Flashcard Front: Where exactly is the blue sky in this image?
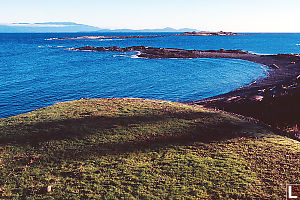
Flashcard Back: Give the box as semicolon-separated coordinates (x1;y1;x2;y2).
0;0;299;32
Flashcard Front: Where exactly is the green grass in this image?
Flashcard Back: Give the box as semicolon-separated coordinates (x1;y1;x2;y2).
0;98;299;199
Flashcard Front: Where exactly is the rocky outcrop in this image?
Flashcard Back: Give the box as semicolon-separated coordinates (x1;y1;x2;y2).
71;46;254;59
70;46;299;67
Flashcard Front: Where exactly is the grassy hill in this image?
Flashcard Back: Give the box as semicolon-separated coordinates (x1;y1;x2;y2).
0;98;299;199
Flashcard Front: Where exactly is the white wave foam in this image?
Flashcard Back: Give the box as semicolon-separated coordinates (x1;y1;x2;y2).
64;48;76;51
44;38;58;41
100;39;125;41
296;44;300;46
130;51;142;59
130;55;139;58
38;45;52;48
38;45;64;48
113;55;127;57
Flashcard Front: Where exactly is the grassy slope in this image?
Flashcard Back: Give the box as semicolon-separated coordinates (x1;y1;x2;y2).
0;98;299;199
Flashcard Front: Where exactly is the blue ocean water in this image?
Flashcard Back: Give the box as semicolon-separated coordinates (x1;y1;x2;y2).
0;33;299;118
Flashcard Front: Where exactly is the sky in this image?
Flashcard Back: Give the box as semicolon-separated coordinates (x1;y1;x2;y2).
0;0;299;32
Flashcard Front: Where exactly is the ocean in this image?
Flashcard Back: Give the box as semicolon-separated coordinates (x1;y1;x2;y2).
0;32;299;118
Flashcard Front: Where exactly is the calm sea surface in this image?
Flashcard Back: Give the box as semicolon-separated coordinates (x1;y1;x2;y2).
0;33;299;118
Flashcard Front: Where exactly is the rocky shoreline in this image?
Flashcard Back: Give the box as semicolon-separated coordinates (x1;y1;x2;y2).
70;45;300;139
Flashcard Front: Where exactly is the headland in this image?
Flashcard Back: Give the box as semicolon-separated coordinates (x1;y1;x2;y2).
1;98;299;199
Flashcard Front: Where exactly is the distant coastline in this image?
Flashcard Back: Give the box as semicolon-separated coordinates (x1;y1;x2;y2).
56;31;241;40
0;22;200;33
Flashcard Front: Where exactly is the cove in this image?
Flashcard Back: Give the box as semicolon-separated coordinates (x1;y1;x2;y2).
0;50;268;118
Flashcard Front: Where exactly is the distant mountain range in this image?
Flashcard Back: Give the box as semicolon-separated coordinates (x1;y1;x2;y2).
98;27;200;33
0;22;199;33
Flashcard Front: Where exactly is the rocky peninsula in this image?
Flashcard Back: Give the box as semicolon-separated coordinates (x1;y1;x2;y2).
70;45;300;139
56;31;240;40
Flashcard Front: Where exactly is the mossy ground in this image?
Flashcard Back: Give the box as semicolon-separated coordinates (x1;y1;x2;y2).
0;98;299;199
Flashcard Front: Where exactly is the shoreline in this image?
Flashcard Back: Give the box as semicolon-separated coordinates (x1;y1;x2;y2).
71;45;300;88
71;45;300;139
70;46;300;89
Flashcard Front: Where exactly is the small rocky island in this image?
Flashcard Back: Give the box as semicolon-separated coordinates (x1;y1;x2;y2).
180;31;241;36
69;45;300;139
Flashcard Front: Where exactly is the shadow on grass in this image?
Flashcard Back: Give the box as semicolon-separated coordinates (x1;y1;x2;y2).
52;120;254;161
1;110;261;160
0;114;164;144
